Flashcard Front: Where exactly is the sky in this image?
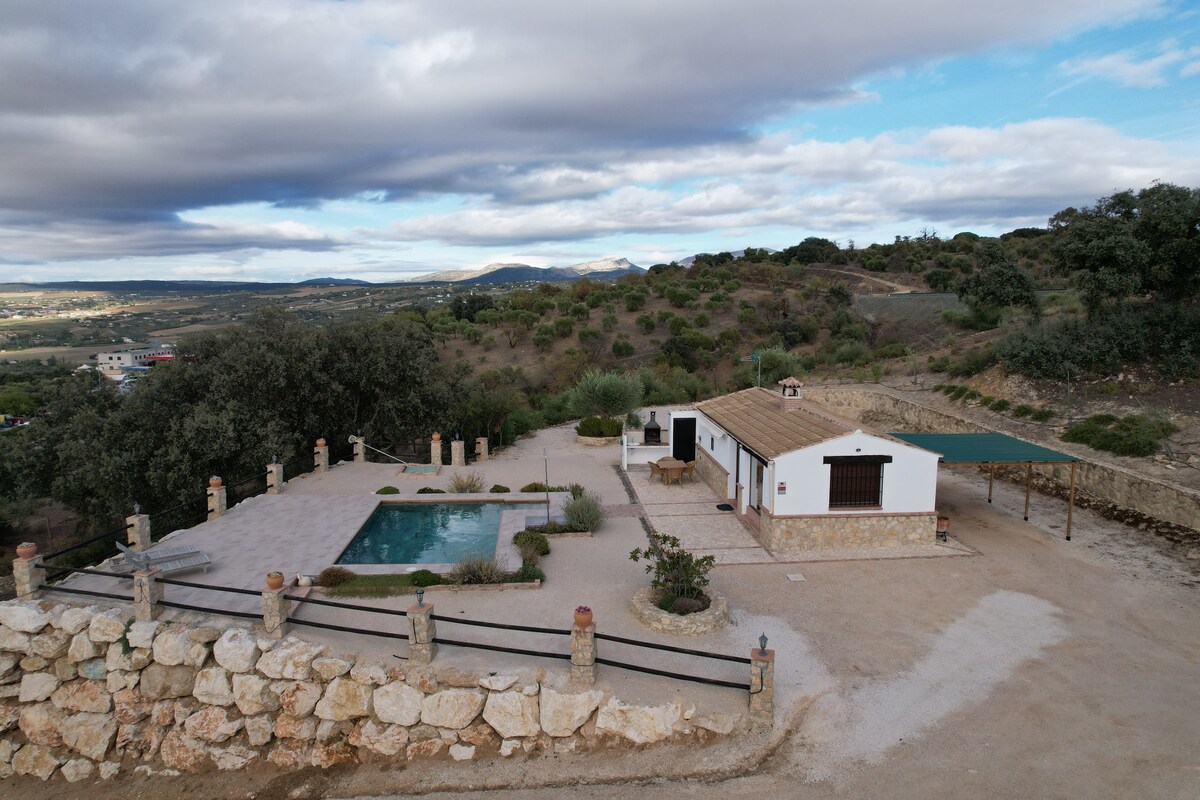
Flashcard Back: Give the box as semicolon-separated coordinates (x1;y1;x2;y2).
1;0;1198;284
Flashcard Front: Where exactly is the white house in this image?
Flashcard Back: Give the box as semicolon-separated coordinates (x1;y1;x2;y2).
94;343;174;381
676;379;941;551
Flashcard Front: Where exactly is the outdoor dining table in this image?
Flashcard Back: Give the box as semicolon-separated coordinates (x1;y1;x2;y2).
656;457;687;486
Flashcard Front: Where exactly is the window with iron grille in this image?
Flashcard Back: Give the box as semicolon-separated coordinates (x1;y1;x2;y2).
824;455;891;508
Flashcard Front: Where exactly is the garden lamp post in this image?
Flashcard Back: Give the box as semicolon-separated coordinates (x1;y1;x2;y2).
544;448;551;524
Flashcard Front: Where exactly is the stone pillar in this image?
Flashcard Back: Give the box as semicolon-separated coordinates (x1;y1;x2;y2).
450;440;466;468
127;513;152;552
132;568;163;622
749;647;775;727
266;461;284;495
570;621;596;686
207;478;227;521
314;438;329;474
353;436;365;463
407;602;437;665
13;549;44;599
430;434;443;467
261;586;289;639
475;437;489;462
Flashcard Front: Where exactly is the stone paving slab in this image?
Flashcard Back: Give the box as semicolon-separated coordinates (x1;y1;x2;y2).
649;515;764;550
642;501;737;517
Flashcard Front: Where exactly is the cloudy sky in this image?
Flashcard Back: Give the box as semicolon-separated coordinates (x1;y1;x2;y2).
2;0;1199;283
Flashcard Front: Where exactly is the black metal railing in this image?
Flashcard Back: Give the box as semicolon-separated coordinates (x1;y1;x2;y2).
39;521;133;563
283;592;411;644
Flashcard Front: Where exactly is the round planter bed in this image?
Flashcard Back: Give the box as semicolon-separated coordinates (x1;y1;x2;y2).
629;587;730;636
576;435;621;447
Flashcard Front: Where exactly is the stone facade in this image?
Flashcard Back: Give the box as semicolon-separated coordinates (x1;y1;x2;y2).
694;449;729;500
0;599;747;782
759;511;936;551
629;588;730;636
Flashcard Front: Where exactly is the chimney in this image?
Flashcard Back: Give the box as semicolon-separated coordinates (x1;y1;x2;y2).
777;377;804;412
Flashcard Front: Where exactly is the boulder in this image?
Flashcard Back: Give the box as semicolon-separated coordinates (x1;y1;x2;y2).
539;686;605;737
11;743;61;780
159;731;212;772
19;703;66;746
421;688;486;729
274;713;319;740
183;706;243;743
311;656;352;682
212;744;258;771
19;654;48;671
274;680;321;717
232;673;279;716
58;606;97;635
106;669;139;693
87;610;127;643
183;642;211;669
483;690;540;739
314;676;372;721
105;643;151;672
213;628;260;673
255;637;325;680
0;627;31;654
349;661;387;686
244;714;274;746
61;711;118;760
349;718;409;756
139;663;197;700
595;698;681;744
126;620;160;649
373;681;424;726
51;679;112;713
30;629;70;659
52;657;78;681
189;626;222;644
113;687;152;725
61;757;95;783
193;666;234;706
151;627;192;666
0;603;51;633
78;657;106;680
66;632;98;663
19;671;60;703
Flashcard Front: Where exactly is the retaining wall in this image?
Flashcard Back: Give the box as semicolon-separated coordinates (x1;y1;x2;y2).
759;511;936;551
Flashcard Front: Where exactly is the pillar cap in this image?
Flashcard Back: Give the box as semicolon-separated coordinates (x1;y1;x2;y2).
751;647;775;663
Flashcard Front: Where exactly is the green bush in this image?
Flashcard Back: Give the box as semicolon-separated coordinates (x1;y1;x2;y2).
317;566;355;588
570;370;643;419
489;484;510;493
521;481;547;492
523;521;571;534
1061;414;1178;457
375;486;400;495
575;416;623;437
948;347;997;377
567;482;585;499
416;487;446;494
448;471;486;493
1011;404;1034;418
447;556;509;585
408;569;442;587
563;491;606;532
514;530;551;558
511;563;545;583
630;531;715;603
1031;408;1054;422
873;342;909;359
624;410;643;429
989;399;1011;412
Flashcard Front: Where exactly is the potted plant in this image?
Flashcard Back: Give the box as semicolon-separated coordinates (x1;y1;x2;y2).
266;570;285;590
936;516;950;540
208;475;223;488
574;605;593;628
315;438;327;448
16;542;37;560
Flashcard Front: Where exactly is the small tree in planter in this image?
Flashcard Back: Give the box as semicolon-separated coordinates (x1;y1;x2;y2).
629;531;716;615
570;370;643;433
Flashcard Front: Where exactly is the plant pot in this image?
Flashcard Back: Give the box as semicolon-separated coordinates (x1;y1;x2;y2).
431;432;442;442
315;438;327;448
573;610;593;628
936;517;950;533
266;572;285;591
16;542;37;560
208;476;223;488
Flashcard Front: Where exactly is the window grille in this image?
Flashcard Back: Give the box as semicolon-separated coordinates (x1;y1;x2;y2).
824;455;891;508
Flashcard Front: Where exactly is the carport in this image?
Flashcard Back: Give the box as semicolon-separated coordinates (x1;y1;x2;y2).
889;432;1080;540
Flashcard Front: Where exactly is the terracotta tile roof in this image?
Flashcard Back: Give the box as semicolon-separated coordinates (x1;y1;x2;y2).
695;387;864;458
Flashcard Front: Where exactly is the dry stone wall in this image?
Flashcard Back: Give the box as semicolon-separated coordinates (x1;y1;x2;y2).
0;600;744;783
760;511;936;551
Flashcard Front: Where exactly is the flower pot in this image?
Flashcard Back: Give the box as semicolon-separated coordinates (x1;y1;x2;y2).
936;517;950;532
573;610;593;628
16;542;37;560
266;572;285;591
315;438;327;448
208;476;223;488
431;432;442;442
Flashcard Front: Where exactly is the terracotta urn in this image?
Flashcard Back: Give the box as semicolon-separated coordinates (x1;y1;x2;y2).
573;606;593;628
431;432;442;442
266;571;285;591
936;516;950;533
208;475;223;488
16;542;37;560
315;438;327;448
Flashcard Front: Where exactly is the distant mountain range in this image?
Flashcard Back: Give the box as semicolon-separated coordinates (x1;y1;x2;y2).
407;256;644;284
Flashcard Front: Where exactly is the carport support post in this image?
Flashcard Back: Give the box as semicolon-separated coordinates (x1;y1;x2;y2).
261;585;289;639
207;477;227;521
266;461;284;495
407;602;437;665
749;647;775;727
132;568;162;622
127;511;152;551
1066;461;1077;541
1023;464;1032;521
570;619;596;686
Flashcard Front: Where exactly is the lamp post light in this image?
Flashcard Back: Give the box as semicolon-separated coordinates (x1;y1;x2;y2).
415;587;425;609
758;632;769;657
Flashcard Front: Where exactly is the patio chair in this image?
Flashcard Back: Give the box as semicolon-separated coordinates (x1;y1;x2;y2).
682;461;697;482
647;461;665;481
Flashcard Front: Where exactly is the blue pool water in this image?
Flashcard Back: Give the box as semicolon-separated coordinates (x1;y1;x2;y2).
337;502;543;565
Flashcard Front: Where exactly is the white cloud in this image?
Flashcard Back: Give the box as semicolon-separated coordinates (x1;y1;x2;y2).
1060;43;1192;87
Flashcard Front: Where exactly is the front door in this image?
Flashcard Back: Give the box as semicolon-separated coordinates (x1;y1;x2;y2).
753;459;765;510
672;418;696;462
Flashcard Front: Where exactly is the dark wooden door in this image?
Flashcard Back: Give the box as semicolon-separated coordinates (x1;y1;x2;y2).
672;418;696;462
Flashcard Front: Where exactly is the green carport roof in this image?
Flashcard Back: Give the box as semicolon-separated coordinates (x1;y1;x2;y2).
888;432;1079;463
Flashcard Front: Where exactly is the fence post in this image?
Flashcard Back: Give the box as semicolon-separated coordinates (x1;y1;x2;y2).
12;544;44;599
407;597;437;665
353;436;365;463
266;460;284;495
450;440;465;468
314;438;329;474
430;433;443;466
261;583;289;639
570;615;596;686
127;511;152;551
475;436;489;462
749;642;775;727
207;477;227;521
132;568;163;621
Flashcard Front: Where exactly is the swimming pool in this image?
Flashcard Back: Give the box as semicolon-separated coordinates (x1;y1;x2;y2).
336;502;544;565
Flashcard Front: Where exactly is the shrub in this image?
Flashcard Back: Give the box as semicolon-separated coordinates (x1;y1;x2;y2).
567;482;586;499
521;481;547;492
524;521;571;534
656;595;712;615
873;342;909;360
1031;408;1054;422
563;491;605;532
948;346;997;377
630;531;715;603
511;563;545;583
408;569;442;587
317;566;355;588
575;416;623;437
416;487;446;494
375;486;400;495
612;338;635;357
625;410;643;429
1011;404;1035;418
989;399;1011;412
448;471;486;493
489;484;511;493
1061;414;1178;457
570;370;643;419
447;556;509;585
514;530;551;559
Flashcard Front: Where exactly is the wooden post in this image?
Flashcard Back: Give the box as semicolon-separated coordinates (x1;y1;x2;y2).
987;465;994;503
1066;461;1077;541
1023;463;1032;521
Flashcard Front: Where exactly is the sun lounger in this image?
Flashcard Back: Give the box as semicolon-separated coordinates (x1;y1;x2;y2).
110;543;211;575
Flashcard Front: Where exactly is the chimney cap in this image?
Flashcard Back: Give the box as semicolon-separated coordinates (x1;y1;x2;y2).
777;376;804;388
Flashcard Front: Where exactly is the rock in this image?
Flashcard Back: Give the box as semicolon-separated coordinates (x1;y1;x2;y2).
116;720;164;757
106;670;139;693
58;606;97;635
19;654;48;671
212;744;258;770
0;603;51;633
98;760;121;780
213;629;260;673
595;698;681;744
0;705;19;734
113;687;152;725
19;703;66;746
539;686;604;737
483;690;540;739
0;626;32;654
52;657;78;681
691;711;742;735
183;642;211;669
459;722;499;747
173;697;200;725
11;743;61;780
88;610;127;643
244;714;274;746
126;620;160;649
51;679;112;713
314;677;372;721
406;669;438;694
61;711;118;760
274;680;321;717
267;739;310;769
522;683;539;696
499;738;521;757
106;643;151;672
159;731;212;772
19;671;59;703
349;718;409;756
274;713;319;740
30;629;70;659
233;673;279;716
553;737;576;753
192;667;234;706
350;660;387;686
405;738;445;760
421;688;486;729
139;663;196;700
152;627;192;666
190;626;222;644
479;673;519;692
311;741;357;768
183;706;243;743
449;743;476;761
78;657;106;680
311;656;352;682
373;681;424;726
0;652;17;678
61;757;95;783
438;728;459;744
255;637;325;680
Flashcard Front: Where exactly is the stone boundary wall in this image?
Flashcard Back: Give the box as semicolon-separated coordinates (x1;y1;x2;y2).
695;449;730;500
760;511;936;551
0;600;744;784
803;387;1200;532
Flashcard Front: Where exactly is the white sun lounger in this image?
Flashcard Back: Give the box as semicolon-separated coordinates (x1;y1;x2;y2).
110;544;211;575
